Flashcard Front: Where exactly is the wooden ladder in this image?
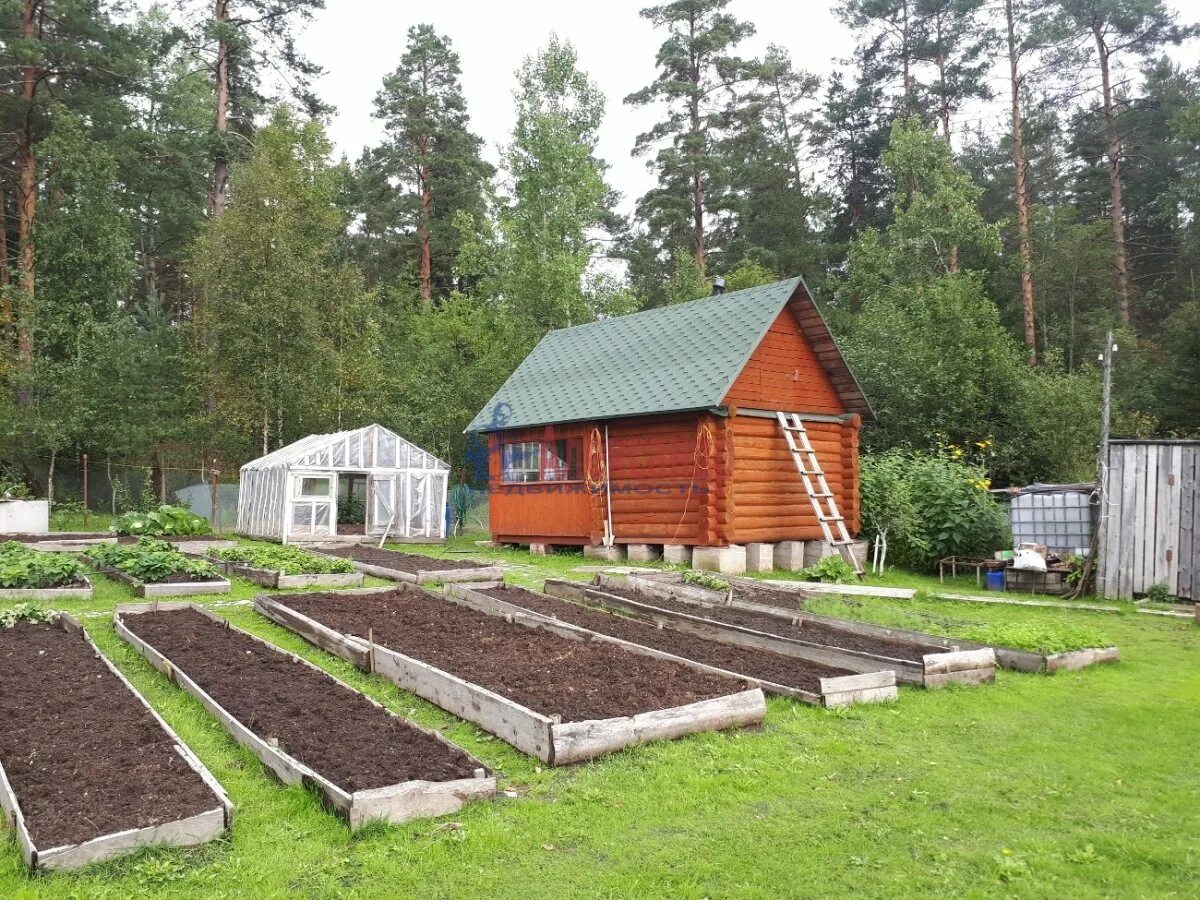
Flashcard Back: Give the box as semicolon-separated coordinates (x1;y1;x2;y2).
775;411;864;576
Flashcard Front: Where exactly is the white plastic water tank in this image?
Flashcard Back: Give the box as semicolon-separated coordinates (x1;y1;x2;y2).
0;499;50;533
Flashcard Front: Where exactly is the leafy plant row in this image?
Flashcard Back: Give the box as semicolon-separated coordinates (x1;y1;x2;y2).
213;543;356;575
0;542;85;589
88;537;220;584
110;504;212;537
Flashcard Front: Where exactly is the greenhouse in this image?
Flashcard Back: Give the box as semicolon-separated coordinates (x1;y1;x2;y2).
236;424;449;543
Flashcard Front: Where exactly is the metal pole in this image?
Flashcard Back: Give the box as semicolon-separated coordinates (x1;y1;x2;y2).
209;457;220;531
1094;331;1115;594
82;452;89;527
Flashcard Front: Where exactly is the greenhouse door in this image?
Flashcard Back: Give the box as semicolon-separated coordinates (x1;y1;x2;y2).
367;474;397;536
288;473;334;540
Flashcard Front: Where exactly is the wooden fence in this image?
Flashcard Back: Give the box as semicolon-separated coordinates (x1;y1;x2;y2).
1098;440;1200;601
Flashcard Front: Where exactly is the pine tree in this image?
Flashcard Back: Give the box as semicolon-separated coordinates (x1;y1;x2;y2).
0;0;138;365
189;0;325;216
626;0;756;276
838;0;925;113
361;25;492;301
1053;0;1196;325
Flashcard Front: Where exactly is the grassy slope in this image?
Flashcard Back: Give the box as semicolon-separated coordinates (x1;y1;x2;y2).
0;538;1196;898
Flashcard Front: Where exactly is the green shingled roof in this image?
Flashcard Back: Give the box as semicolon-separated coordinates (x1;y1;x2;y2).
466;276;872;432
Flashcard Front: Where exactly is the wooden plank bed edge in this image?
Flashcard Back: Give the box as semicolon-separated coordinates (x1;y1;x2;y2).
1044;646;1121;672
82;556;230;597
261;586;766;763
444;583;800;704
549;689;767;765
0;575;94;601
554;578;922;684
622;574;1116;677
255;594;558;763
817;670;898;708
417;565;505;583
0;615;231;872
115;603;493;827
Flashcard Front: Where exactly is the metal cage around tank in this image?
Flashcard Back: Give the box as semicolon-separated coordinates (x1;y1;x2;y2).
236;424;449;543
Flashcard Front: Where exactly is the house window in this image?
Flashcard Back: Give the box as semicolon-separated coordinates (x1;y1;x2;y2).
503;442;541;483
543;438;582;481
297;476;331;498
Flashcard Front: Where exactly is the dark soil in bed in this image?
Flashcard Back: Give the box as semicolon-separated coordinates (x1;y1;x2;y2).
280;588;739;722
2;532;112;541
474;585;853;695
123;609;478;791
320;545;488;573
0;622;219;849
618;590;935;663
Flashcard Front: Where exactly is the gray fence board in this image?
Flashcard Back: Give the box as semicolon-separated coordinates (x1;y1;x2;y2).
1103;442;1199;600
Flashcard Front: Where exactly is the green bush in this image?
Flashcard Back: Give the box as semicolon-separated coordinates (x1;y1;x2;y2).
861;449;1009;572
110;504;212;537
797;555;858;584
88;537;219;583
214;544;356;575
0;541;85;588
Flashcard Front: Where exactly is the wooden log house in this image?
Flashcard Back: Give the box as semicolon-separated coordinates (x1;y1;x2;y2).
465;277;875;556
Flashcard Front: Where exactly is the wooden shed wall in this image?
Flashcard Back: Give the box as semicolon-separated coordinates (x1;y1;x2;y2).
722;308;844;413
487;423;596;545
606;412;724;546
1100;441;1199;600
726;414;860;544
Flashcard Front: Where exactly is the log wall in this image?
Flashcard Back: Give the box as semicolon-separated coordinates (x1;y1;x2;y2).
727;414;861;543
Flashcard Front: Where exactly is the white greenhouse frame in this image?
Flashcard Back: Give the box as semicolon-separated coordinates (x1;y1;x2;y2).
236;424;450;543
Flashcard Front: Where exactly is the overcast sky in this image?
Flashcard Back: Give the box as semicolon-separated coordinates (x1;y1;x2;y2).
297;0;857;214
295;0;1195;216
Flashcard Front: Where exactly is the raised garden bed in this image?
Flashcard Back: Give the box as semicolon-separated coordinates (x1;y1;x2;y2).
310;544;502;584
0;541;94;601
0;615;231;872
115;603;494;828
468;582;895;707
84;539;231;598
1;533;235;554
647;574;1117;675
209;544;364;590
603;575;996;689
254;585;765;764
3;531;118;553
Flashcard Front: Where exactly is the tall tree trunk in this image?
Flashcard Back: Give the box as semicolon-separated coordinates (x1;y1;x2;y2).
0;185;9;288
0;184;10;345
772;77;803;188
15;0;41;365
1093;24;1133;325
417;134;432;304
688;12;705;277
1006;0;1037;363
209;0;231;216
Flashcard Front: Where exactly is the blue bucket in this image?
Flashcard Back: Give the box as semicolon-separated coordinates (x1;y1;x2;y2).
984;569;1005;592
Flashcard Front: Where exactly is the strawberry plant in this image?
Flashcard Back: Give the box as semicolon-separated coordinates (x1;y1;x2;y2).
213;544;356;575
87;537;220;584
0;541;86;589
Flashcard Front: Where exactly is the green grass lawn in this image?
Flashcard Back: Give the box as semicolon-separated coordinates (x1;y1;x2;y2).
1;537;1197;898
